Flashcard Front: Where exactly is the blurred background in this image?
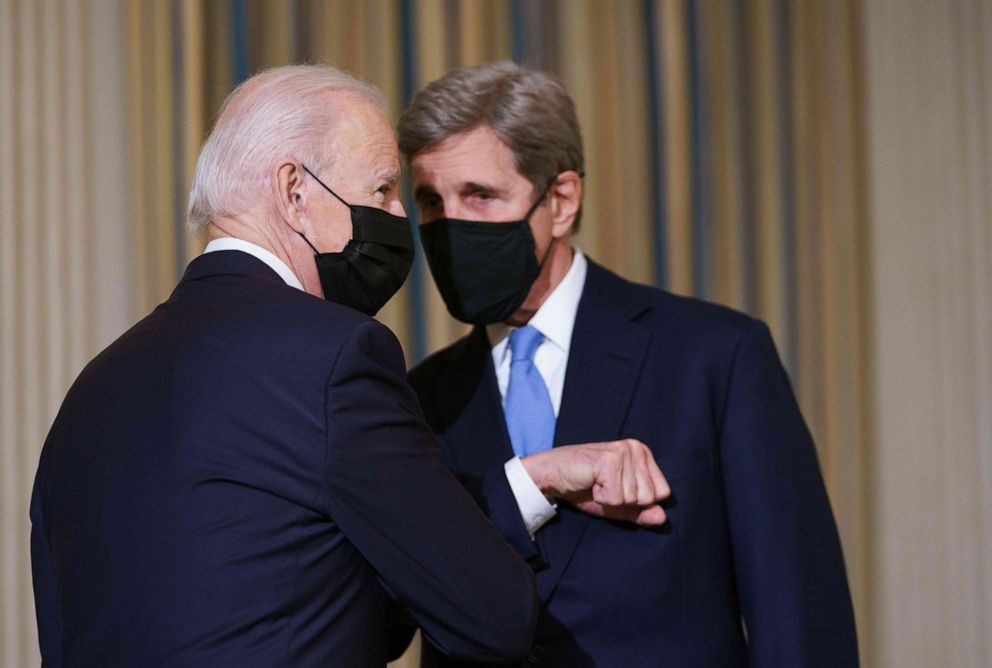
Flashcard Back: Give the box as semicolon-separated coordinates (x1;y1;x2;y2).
1;0;989;666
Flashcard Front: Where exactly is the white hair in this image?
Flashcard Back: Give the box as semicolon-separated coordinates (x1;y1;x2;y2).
186;64;387;232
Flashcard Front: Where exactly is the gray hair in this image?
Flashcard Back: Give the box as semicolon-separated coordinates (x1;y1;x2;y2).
397;61;584;227
187;64;386;232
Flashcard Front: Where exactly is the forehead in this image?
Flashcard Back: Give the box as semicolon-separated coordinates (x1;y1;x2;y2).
410;125;522;188
325;94;398;170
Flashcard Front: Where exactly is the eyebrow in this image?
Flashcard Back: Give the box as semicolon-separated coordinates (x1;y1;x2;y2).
413;181;501;202
461;181;499;194
413;184;439;202
374;169;400;188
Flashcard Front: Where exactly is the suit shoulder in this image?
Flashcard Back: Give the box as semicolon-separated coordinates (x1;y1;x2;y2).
276;294;413;379
587;262;765;354
652;290;760;335
645;292;779;374
156;276;402;376
261;285;371;334
589;261;759;335
232;284;404;359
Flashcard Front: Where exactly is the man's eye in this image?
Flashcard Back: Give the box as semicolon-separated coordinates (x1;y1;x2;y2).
370;184;393;205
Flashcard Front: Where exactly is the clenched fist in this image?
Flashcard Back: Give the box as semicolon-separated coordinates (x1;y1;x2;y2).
521;439;670;526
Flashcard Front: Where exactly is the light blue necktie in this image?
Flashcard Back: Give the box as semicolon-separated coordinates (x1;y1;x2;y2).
504;325;556;457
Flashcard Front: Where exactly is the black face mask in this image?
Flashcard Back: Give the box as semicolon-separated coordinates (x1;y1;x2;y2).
418;188;550;325
299;165;414;316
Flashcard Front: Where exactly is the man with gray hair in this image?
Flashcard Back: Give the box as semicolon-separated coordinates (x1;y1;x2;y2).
399;61;858;666
29;64;541;666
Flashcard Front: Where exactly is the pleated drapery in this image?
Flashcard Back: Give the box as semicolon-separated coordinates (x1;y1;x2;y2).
121;9;872;662
1;2;133;665
2;2;990;667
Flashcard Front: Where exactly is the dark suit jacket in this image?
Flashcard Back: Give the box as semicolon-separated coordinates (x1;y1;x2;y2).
30;250;538;667
409;259;858;667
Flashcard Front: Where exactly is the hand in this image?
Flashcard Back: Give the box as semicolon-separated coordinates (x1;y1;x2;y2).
520;439;670;526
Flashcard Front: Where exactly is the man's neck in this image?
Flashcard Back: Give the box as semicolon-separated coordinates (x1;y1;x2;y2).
506;238;574;327
206;216;321;297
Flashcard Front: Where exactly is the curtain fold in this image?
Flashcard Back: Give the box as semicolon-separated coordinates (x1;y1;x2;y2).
2;1;134;665
19;1;990;665
115;5;873;666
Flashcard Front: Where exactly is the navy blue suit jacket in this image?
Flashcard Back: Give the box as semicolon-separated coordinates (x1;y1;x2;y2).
409;259;858;667
30;250;538;667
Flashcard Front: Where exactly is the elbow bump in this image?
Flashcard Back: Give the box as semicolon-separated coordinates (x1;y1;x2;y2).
438;612;534;664
484;622;535;663
493;571;540;660
439;575;538;663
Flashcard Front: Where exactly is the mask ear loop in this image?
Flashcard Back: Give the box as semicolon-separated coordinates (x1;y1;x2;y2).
524;176;564;270
523;178;555;221
523;169;585;220
297;231;320;254
301;164;352;209
297;163;354;254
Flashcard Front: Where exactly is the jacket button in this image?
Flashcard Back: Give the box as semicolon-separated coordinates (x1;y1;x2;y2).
526;645;545;664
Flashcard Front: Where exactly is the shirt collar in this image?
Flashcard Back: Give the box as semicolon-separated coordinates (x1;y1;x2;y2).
487;249;588;357
203;237;304;291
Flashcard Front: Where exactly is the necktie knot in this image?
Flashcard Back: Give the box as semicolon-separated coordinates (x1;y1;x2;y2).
509;325;544;364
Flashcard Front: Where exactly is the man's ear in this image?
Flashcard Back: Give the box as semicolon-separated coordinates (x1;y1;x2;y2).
550;170;582;239
274;159;307;233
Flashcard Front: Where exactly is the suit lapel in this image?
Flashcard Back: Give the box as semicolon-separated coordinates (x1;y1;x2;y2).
426;261;658;603
556;267;653;446
535;260;655;601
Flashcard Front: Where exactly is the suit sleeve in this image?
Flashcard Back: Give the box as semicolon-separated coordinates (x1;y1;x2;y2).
409;375;544;566
322;320;539;663
474;464;545;564
30;443;63;667
718;321;859;666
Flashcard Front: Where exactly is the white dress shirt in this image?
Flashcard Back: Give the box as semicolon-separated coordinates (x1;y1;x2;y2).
487;250;588;536
203;237;304;291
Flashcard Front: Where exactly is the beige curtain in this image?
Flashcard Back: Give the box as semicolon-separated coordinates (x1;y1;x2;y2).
1;1;134;665
2;1;990;666
864;0;992;665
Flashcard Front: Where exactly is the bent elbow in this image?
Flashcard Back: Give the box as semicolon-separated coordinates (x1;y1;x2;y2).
483;564;540;661
434;563;539;663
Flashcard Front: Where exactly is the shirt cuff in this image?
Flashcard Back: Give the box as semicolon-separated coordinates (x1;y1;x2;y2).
503;456;557;538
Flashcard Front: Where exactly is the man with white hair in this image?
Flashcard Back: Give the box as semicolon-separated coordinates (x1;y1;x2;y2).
29;65;539;666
